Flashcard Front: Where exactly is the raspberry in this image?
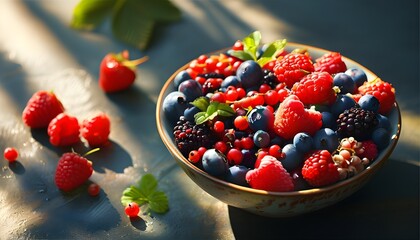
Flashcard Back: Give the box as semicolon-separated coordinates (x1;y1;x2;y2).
22;91;65;128
81;113;111;147
55;152;93;192
291;72;336;105
273;95;322;140
358;78;396;115
47;113;80;147
273;53;314;88
358;140;378;161
336;106;378;140
245;155;294;192
302;150;340;187
313;52;347;74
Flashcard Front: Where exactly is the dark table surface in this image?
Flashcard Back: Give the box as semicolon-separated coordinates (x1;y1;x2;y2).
0;0;418;239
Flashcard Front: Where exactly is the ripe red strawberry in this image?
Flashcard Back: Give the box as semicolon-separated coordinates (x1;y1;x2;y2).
245;155;294;192
99;50;148;93
48;113;80;146
358;78;395;114
302;150;340;187
55;152;93;192
291;71;336;105
81;113;111;147
358;140;378;161
313;52;347;74
273;95;322;140
22;91;65;128
273;53;314;88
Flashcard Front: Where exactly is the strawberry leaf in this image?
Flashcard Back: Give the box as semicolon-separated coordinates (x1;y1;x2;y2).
260;39;287;59
71;0;116;30
229;51;254;61
121;173;169;214
191;97;210;112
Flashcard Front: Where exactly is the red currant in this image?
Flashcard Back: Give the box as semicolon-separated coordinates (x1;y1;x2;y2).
227;148;243;165
4;147;18;162
197;147;207;157
259;84;271;94
241;137;254;150
232;40;244;51
264;90;280;106
188;150;201;163
225;89;238;101
213;121;225;133
211;92;226;103
125;202;140;217
214;141;228;154
88;183;100;197
269;144;283;159
234;116;249;130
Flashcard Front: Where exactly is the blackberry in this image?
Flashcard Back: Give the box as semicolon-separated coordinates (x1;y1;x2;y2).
262;69;279;88
198;72;225;79
336;106;378;140
173;116;216;157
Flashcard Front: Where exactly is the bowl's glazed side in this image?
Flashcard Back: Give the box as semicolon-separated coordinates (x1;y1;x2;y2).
156;43;402;217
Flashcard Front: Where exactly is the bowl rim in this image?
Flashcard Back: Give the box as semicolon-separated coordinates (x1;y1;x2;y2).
156;42;402;197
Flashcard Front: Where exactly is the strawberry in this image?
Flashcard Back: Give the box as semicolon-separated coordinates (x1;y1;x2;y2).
48;113;80;147
55;152;93;192
273;95;322;140
358;140;378;161
22;91;65;128
358;78;395;115
99;50;148;93
291;71;336;105
273;53;314;88
302;150;340;187
81;113;111;147
313;52;347;74
245;155;294;192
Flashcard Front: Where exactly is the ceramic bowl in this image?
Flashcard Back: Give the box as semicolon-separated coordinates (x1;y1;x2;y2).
156;43;401;217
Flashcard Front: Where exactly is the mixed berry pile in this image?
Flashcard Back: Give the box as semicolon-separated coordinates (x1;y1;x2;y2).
163;32;396;192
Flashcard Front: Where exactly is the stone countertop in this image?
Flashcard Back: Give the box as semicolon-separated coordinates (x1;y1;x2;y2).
0;0;418;239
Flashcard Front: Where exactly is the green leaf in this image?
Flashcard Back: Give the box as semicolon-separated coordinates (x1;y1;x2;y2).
229;50;254;61
206;111;219;121
257;57;274;67
260;39;287;59
121;173;169;214
191;97;210;112
217;103;235;115
206;102;219;116
243;31;261;59
71;0;116;30
112;0;155;50
148;191;169;213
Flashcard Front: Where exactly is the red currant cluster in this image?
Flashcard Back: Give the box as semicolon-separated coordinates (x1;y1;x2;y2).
186;54;243;79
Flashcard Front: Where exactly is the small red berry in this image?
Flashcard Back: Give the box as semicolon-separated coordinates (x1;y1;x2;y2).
125;202;140;217
232;40;244;51
268;144;283;159
211;92;226;103
214;141;228;154
188;150;201;163
227;148;243;165
4;147;18;162
88;183;100;197
240;137;254;150
234;116;249;130
197;147;207;157
213;121;225;133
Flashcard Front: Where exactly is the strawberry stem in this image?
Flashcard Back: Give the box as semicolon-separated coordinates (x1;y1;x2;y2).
122;56;149;68
84;148;100;157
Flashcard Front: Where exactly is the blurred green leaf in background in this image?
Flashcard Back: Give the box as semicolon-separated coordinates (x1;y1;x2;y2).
71;0;181;50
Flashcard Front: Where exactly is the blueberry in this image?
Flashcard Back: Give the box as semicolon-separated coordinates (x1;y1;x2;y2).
241;149;257;168
162;91;188;125
321;112;337;129
184;105;201;122
293;132;314;153
221;76;241;91
236;60;264;89
281;144;303;172
247;106;274;132
358;94;380;113
174;70;192;89
345;68;367;87
333;73;356;94
313;128;339;153
253;130;271;148
178;79;203;102
202;149;229;176
376;114;391;130
330;94;356;117
372;128;390;150
225;165;250;187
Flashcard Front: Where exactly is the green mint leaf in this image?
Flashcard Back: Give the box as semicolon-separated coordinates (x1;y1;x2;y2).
206;102;219;116
242;31;262;60
228;50;254;61
71;0;116;30
191;97;210;112
121;173;169;214
194;112;207;125
206;111;219;121
257;57;274;68
148;191;169;213
260;39;287;59
217;103;235;116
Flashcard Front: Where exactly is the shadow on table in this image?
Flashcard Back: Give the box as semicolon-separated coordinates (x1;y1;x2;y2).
228;159;419;240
